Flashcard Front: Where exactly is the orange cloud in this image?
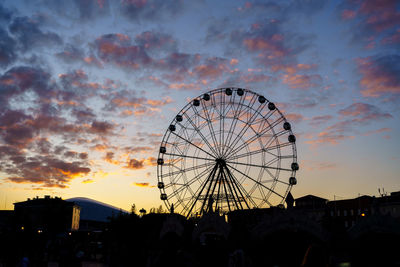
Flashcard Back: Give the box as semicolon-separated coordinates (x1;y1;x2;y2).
132;182;156;188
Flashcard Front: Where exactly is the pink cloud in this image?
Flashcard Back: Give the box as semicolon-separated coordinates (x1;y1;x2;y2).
281;73;322;90
356;56;400;97
285;113;304;123
309;115;333;126
359;0;400;32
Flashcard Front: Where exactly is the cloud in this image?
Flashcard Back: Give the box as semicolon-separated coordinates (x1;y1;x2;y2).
90;120;115;135
38;0;110;22
94;33;152;69
305;131;354;146
9;16;63;51
285;113;304;123
127;158;145;169
309;115;333;126
0;66;53;107
0;27;17;68
282;73;322;90
132;182;155;188
4;156;91;188
121;0;184;21
356;55;400;98
305;102;392;146
134;31;177;52
191;57;231;80
0;3;13;22
363;127;391;137
301;159;337;171
229;19;314;73
55;44;85;64
338;0;400;48
126;156;157;169
338;102;392;122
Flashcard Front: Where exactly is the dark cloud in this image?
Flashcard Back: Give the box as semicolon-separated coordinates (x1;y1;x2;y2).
121;0;184;21
0;66;53;109
134;31;177;52
64;150;78;158
0;3;13;21
71;107;96;122
9;16;63;51
55;44;85;64
0;27;17;68
79;152;88;159
127;158;144;169
5;156;90;188
90;120;115;135
40;0;110;22
34;138;52;154
94;33;152;69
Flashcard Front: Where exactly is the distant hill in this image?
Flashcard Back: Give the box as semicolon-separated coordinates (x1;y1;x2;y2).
66;197;128;222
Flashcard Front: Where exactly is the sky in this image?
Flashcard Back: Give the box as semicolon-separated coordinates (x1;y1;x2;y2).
0;0;399;212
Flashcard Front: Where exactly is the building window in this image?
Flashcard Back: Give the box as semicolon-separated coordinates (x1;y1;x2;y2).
358;209;361;215
350;209;354;216
344;221;348;228
330;210;334;217
344;210;347;216
337;210;340;216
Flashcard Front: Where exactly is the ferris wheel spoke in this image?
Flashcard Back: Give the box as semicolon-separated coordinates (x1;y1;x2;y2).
224;98;266;158
224;165;258;208
262;179;289;186
170;131;215;158
226;163;285;200
160;161;215;178
163;152;215;162
184;163;219;217
227;160;291;172
183;111;219;157
263;167;279;181
223;93;258;156
221;166;243;210
167;163;216;202
201;100;222;157
221;93;246;156
226;115;285;159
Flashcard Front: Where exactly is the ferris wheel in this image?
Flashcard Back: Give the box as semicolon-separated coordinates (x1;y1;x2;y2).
157;88;298;218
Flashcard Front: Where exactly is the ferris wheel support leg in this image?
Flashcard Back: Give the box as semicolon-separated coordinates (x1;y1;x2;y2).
224;166;249;209
199;164;221;215
221;167;242;210
186;163;218;218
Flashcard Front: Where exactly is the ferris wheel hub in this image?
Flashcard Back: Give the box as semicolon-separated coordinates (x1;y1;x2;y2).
215;158;226;167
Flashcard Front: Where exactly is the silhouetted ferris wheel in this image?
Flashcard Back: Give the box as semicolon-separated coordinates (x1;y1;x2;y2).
157;88;298;218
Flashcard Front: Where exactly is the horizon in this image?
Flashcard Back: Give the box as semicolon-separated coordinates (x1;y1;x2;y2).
0;0;399;213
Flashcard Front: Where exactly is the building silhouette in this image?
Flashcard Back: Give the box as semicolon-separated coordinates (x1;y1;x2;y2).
13;195;80;233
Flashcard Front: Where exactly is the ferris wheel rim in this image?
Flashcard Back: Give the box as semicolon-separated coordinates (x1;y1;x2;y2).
156;87;298;217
